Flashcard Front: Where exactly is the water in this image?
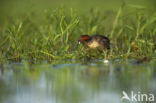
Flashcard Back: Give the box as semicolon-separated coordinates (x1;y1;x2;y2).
0;60;156;103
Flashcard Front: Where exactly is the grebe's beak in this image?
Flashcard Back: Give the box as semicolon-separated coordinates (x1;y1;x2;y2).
76;40;81;46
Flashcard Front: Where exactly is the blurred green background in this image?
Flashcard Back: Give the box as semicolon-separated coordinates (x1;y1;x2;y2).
0;0;155;18
0;0;156;30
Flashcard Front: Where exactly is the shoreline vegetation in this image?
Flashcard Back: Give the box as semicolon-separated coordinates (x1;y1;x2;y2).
0;4;156;64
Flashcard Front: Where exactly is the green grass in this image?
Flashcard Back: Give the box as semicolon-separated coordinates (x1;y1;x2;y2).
0;3;156;63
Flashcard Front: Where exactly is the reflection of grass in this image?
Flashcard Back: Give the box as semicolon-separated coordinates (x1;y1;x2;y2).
0;3;156;63
1;62;155;103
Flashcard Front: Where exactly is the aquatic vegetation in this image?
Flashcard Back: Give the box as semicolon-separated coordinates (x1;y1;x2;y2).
0;3;156;64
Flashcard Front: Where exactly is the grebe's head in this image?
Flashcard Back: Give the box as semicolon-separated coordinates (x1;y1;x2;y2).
78;35;90;45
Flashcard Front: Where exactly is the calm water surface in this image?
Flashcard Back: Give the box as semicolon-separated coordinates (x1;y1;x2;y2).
0;60;156;103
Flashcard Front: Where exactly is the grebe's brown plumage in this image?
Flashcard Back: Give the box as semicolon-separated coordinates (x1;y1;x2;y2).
78;34;110;51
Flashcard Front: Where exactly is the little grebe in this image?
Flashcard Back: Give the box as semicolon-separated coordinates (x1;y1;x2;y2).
78;34;110;51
